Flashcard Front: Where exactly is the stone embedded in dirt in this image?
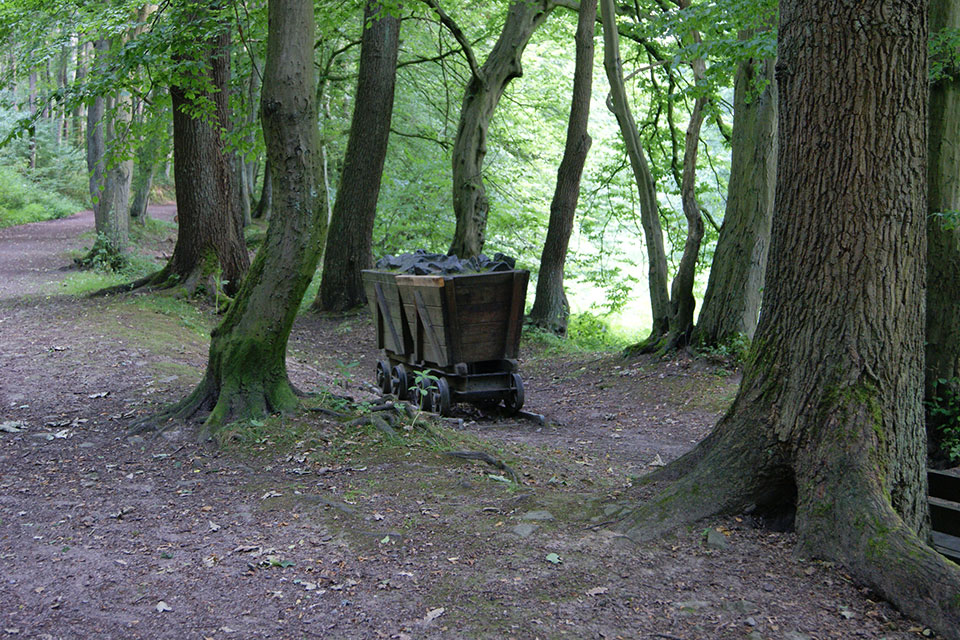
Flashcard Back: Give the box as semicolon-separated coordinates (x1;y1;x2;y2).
0;421;26;433
720;600;760;615
510;523;539;538
673;600;711;614
521;510;555;521
705;528;729;550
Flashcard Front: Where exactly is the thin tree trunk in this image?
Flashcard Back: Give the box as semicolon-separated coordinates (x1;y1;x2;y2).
693;35;777;349
619;2;960;636
662;5;706;352
315;0;400;312
73;41;88;147
129;96;161;224
444;0;555;258
55;44;69;147
252;157;272;220
27;71;37;169
927;0;960;403
83;38;131;264
598;0;670;340
138;0;327;436
529;0;596;335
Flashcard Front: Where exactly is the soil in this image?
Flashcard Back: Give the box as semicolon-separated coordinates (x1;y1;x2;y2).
0;208;931;639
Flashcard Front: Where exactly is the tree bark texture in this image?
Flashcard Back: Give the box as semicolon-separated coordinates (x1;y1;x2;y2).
447;0;554;259
315;0;400;312
529;0;596;335
927;0;960;398
694;42;777;349
598;0;670;339
146;0;327;436
621;2;960;636
84;38;132;262
155;7;248;296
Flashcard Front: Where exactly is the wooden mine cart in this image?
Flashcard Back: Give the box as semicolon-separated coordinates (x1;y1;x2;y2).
361;269;529;416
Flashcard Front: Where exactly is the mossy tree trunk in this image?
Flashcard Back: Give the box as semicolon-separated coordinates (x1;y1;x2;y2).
141;0;326;438
693;32;776;350
927;0;960;404
621;2;960;636
598;0;670;340
529;0;596;335
439;0;555;259
315;0;400;312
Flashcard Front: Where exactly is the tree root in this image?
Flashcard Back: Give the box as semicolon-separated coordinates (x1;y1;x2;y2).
89;269;164;298
443;450;520;483
128;380;213;435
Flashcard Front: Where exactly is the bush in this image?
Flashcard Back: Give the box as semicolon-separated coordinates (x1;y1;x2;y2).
0;102;87;227
0;164;80;227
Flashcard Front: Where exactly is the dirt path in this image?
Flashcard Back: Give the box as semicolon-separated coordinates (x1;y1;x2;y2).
0;210;923;639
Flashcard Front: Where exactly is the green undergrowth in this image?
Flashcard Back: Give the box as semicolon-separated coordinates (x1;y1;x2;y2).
523;311;636;355
0;164;82;228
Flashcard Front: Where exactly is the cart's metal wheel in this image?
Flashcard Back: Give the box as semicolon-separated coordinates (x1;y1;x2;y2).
376;360;392;395
417;375;435;412
434;377;452;417
504;373;524;414
391;364;409;401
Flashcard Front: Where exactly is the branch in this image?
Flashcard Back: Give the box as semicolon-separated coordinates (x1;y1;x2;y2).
389;127;451;149
419;0;484;82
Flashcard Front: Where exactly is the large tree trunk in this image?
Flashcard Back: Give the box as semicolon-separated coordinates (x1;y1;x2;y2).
447;0;554;259
119;5;249;296
314;0;400;312
529;0;596;335
137;0;326;437
927;0;960;405
693;36;777;349
620;1;960;636
598;0;670;340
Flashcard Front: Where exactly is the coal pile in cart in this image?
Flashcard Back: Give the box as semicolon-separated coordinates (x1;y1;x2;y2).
362;251;528;416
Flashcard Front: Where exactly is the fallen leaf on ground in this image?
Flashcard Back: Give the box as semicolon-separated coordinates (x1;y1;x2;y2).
155;601;172;613
0;421;26;433
545;553;562;564
586;587;608;596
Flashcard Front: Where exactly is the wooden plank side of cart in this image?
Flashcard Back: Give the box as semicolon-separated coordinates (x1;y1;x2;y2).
448;271;526;362
395;275;451;366
361;270;412;356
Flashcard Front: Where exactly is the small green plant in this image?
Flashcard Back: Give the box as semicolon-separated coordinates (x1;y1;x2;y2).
697;333;751;364
927;378;960;463
410;369;439;409
334;359;359;388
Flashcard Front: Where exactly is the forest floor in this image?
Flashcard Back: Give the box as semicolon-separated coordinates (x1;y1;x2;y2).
0;208;934;640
